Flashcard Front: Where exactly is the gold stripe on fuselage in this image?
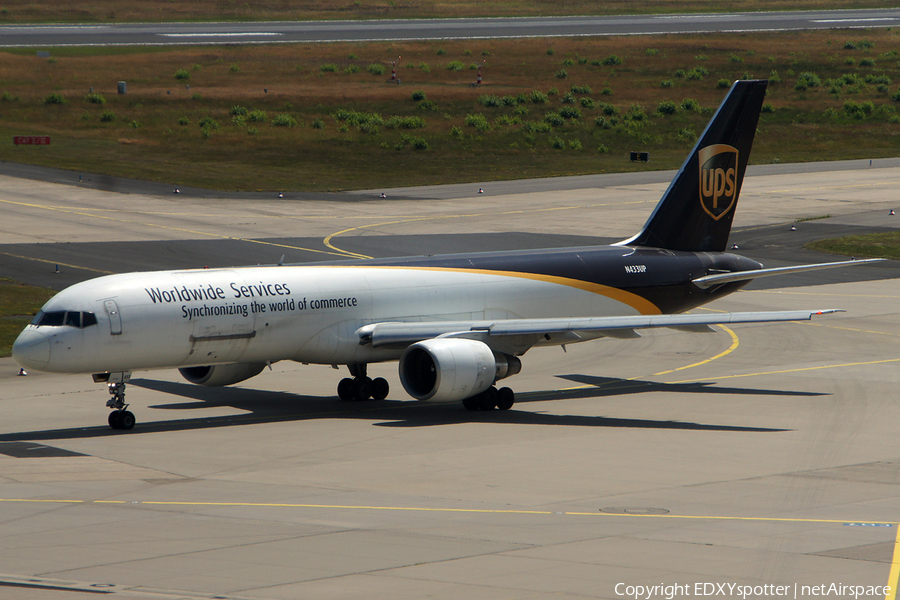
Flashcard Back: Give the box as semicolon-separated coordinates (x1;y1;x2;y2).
300;264;662;316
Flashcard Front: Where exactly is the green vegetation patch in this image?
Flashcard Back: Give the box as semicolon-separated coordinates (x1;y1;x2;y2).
0;278;56;358
806;231;900;260
4;29;900;191
0;1;895;23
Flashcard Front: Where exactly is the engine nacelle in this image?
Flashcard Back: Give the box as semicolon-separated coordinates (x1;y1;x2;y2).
399;338;521;402
179;362;267;387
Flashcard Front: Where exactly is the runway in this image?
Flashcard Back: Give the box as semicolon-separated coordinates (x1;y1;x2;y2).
0;163;899;599
1;9;900;47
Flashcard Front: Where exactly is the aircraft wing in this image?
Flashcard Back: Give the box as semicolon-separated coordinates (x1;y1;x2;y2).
692;258;883;289
356;309;843;348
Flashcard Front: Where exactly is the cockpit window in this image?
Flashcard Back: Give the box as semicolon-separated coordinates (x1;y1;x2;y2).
33;310;98;329
37;311;66;327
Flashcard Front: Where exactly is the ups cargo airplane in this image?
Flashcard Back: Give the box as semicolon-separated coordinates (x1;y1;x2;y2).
12;80;875;430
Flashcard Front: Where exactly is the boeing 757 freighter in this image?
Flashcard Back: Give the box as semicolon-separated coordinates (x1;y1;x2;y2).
12;80;874;430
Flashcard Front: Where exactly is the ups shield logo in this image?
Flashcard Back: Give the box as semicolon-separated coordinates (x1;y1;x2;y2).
698;144;739;221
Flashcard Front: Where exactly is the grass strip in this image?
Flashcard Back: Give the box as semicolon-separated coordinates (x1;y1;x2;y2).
0;1;894;23
0;279;56;358
2;30;900;191
806;231;900;260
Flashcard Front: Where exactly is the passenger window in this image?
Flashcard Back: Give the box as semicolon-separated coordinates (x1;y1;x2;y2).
64;312;81;328
82;312;98;327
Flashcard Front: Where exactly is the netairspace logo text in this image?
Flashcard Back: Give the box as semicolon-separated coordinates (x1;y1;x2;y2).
614;583;891;600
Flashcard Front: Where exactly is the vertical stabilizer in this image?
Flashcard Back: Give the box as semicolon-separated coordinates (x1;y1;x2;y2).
620;80;768;252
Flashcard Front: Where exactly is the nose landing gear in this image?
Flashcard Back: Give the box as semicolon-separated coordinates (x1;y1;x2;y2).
105;383;135;430
93;372;135;430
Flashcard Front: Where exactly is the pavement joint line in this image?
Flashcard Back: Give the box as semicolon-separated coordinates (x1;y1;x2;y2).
1;498;897;526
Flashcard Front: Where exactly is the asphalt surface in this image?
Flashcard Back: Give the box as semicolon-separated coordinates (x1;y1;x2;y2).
0;164;898;599
1;9;899;47
2;157;900;292
1;226;898;293
1;9;899;598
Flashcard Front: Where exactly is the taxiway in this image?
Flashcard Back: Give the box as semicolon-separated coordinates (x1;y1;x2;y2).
0;162;898;599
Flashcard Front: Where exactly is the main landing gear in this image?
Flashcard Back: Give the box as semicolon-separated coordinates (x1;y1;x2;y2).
463;386;515;411
105;382;136;430
337;364;389;401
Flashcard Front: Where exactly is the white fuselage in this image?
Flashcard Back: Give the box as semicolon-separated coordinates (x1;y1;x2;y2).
14;265;653;375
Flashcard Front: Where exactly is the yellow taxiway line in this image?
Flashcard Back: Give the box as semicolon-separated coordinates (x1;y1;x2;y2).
1;496;896;526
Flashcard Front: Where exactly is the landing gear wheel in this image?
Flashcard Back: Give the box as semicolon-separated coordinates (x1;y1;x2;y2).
354;377;373;401
462;395;479;411
107;410;135;430
478;386;498;411
119;411;136;430
371;377;389;400
100;375;134;430
337;378;354;401
340;365;382;401
496;387;515;410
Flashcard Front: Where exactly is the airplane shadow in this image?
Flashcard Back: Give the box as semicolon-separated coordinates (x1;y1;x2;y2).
518;374;827;403
0;374;817;442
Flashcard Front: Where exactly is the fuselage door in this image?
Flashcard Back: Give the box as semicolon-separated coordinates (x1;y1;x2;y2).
104;300;122;335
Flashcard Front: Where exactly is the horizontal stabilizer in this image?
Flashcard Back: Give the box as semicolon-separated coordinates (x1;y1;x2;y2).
692;258;884;289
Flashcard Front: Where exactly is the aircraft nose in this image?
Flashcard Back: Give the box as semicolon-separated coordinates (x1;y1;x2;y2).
12;328;50;371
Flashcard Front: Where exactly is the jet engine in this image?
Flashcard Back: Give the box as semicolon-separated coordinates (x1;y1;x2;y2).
399;338;521;402
179;362;267;387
